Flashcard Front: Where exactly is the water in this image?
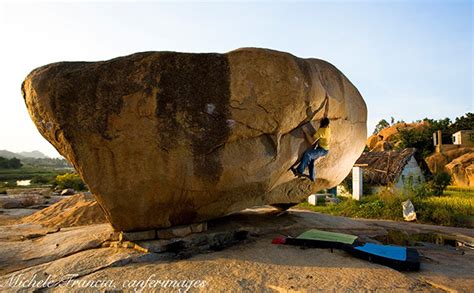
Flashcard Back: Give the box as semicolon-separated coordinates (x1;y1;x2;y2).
373;229;473;249
16;180;31;186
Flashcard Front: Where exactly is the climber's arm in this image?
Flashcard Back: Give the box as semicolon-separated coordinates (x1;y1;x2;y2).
302;127;319;145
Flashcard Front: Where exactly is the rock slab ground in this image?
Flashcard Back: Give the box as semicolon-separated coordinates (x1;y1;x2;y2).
0;208;472;292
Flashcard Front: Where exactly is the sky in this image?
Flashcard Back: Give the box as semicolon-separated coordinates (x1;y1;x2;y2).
0;0;472;158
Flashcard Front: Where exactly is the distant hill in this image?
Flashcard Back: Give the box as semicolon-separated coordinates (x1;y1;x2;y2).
0;150;71;169
0;150;24;159
18;150;49;159
0;150;49;159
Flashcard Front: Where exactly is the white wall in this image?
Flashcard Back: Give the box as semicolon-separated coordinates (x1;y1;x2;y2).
395;156;425;189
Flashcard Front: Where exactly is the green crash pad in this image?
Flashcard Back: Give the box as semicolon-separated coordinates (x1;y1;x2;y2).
296;229;358;245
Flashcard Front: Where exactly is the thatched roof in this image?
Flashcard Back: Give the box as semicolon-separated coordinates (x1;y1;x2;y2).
355;148;417;185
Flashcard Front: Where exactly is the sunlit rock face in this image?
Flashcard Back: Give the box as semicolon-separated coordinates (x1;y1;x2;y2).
22;48;367;231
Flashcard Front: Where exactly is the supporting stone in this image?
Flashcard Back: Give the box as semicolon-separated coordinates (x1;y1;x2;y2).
190;222;208;233
157;226;191;239
156;222;207;240
119;230;156;242
352;166;363;201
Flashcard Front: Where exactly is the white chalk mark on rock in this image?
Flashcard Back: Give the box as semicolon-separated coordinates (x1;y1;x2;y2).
205;103;216;114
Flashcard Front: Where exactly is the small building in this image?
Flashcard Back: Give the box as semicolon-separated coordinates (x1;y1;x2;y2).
354;148;425;191
452;130;474;147
433;129;474;152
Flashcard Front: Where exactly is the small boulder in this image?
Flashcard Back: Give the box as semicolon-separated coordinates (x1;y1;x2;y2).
60;189;75;196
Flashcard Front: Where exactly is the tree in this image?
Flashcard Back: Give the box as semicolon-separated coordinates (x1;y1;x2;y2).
8;158;22;169
423;117;451;134
0;157;8;168
0;156;22;169
395;117;454;157
396;127;434;157
429;171;451;196
373;119;390;134
450;112;474;133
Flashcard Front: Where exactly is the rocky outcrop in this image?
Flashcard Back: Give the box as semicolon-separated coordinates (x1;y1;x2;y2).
370;140;392;152
22;48;367;231
367;122;429;151
445;153;474;187
20;193;107;228
425;147;473;173
425;147;474;187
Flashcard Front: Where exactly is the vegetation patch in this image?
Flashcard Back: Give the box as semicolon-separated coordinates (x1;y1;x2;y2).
298;185;474;228
54;173;87;191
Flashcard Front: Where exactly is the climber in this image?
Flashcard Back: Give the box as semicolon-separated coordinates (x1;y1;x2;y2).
291;118;331;182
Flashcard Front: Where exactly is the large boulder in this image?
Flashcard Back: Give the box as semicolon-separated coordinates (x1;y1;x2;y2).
22;48;367;231
445;153;474;187
425;147;474;187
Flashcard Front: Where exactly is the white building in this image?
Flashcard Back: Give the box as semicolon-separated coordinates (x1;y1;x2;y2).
354;148;425;192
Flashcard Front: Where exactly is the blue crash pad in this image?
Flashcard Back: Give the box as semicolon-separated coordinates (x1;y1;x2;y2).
353;243;407;261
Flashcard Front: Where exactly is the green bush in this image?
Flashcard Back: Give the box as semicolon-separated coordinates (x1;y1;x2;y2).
402;178;432;198
413;183;432;198
54;173;87;191
358;199;385;218
31;175;53;185
429;171;451;196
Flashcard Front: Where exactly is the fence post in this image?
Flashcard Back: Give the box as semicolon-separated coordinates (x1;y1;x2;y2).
352;166;363;201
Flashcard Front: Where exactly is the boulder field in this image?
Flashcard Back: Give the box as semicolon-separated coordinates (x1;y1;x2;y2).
22;48;367;231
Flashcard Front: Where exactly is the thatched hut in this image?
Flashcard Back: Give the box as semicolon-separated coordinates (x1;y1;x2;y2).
355;148;425;190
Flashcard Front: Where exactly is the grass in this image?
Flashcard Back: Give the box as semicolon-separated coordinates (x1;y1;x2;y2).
446;185;474;193
0;165;66;181
0;165;69;194
298;186;474;228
